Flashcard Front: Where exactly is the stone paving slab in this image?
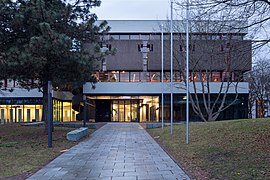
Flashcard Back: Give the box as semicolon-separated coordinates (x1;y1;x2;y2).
27;123;190;180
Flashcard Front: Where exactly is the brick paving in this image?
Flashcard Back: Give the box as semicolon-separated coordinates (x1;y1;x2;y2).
27;123;190;180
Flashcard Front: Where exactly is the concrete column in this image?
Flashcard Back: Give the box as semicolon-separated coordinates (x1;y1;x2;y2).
100;45;108;72
141;40;150;81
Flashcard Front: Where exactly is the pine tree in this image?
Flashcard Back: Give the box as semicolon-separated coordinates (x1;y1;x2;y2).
0;0;109;130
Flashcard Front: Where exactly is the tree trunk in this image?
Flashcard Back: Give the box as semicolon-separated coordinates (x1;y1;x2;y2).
42;81;48;133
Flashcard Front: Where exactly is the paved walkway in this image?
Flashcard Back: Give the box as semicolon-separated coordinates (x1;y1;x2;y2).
28;123;190;180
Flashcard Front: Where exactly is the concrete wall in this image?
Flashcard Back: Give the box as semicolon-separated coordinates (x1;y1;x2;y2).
84;82;249;95
95;38;252;72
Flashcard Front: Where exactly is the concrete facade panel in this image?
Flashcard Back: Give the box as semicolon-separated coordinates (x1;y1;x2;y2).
83;82;249;94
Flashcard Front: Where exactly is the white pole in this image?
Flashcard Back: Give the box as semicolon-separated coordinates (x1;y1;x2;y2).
186;0;190;144
170;0;173;135
161;24;164;129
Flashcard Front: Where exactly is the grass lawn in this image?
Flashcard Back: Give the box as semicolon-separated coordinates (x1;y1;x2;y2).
147;118;270;180
0;124;94;179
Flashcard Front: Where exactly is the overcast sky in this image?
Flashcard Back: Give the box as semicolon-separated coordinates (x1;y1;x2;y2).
92;0;171;20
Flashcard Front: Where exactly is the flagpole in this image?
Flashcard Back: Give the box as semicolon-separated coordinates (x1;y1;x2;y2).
161;24;164;129
186;0;190;144
170;0;173;135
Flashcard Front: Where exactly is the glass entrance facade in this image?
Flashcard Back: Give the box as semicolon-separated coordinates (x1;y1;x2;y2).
90;96;159;122
112;100;140;122
0;98;77;123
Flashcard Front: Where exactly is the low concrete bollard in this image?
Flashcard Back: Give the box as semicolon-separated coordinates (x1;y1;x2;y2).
66;127;88;141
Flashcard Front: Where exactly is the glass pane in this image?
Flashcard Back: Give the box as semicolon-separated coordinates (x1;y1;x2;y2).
131;102;138;122
112;101;119;122
119;35;130;40
164;72;170;82
97;71;109;82
119;101;124;122
110;35;119;40
151;35;160;40
130;35;140;40
130;72;140;82
125;100;131;122
63;102;71;122
120;71;129;82
109;71;119;82
173;72;181;82
140;72;150;82
150;72;160;82
140;35;150;40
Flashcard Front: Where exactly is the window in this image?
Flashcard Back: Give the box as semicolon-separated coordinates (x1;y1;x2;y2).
151;35;160;40
173;34;180;40
140;72;150;82
150;72;160;82
139;34;150;40
130;35;140;40
191;35;200;40
211;72;221;82
212;35;220;40
164;72;171;82
233;71;243;82
109;71;119;82
148;44;153;51
96;71;109;82
222;72;232;81
173;72;182;82
179;44;194;52
119;35;130;40
130;72;140;82
138;44;153;52
100;43;112;51
120;71;129;82
110;35;120;40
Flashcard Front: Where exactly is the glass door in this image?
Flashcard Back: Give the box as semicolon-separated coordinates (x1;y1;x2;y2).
124;100;131;122
119;101;124;122
112;101;119;122
131;101;139;122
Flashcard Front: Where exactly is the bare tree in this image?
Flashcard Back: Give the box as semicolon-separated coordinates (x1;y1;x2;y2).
162;19;251;121
173;0;270;53
244;60;270;118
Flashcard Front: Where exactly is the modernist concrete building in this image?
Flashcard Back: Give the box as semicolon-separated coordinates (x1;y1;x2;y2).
0;20;251;123
81;20;251;122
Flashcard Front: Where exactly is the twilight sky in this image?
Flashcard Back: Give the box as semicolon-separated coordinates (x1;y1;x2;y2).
92;0;171;20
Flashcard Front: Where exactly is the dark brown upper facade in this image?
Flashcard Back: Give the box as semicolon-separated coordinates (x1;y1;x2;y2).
104;37;251;71
88;20;252;73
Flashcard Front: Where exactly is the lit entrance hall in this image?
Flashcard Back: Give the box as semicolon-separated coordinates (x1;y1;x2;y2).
0;87;78;124
0;100;77;123
89;96;160;122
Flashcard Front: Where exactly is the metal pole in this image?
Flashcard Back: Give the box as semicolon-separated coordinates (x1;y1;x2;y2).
170;0;174;135
186;0;190;144
83;95;86;127
161;24;164;129
48;81;52;148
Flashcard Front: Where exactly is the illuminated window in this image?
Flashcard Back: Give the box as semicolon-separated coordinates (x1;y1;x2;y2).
109;71;119;82
150;72;160;82
130;72;140;82
120;71;129;82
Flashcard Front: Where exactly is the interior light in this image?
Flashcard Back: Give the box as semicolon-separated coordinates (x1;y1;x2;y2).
133;74;136;82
